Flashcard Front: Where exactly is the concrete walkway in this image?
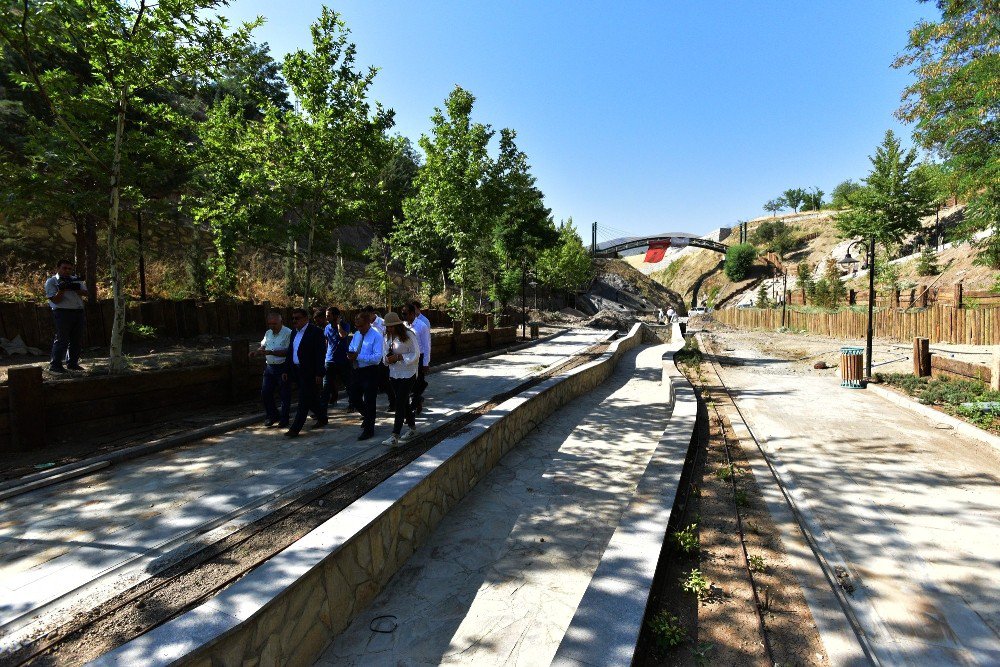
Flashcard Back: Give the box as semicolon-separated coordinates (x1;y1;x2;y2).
318;344;673;666
713;344;1000;666
0;330;607;652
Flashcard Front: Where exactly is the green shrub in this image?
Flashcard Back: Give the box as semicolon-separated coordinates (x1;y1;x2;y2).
724;243;757;281
672;524;699;556
681;568;711;599
648;611;688;650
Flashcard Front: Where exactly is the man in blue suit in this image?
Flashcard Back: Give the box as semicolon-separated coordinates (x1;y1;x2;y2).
282;308;327;437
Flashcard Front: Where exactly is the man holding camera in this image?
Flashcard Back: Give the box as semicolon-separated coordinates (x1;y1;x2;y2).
44;259;89;373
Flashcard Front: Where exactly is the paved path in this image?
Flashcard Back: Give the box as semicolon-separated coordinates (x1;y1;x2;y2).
318;344;672;666
0;330;608;652
712;339;1000;666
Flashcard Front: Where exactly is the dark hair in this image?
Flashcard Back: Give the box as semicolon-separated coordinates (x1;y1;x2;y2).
312;307;326;318
387;322;410;342
56;259;74;268
326;306;340;317
411;300;422;309
291;308;309;319
362;305;375;313
266;310;283;320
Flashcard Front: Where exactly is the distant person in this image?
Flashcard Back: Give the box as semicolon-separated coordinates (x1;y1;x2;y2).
365;305;393;411
282;308;326;437
403;302;431;415
252;311;291;428
381;311;419;447
347;312;384;440
666;306;676;323
657;307;664;323
45;259;89;373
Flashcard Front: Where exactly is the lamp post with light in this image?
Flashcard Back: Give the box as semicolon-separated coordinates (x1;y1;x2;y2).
839;237;876;380
529;280;538;310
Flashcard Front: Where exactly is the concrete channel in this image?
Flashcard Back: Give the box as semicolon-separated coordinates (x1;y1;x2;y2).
88;324;698;666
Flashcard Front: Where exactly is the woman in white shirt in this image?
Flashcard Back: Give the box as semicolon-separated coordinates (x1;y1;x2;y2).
382;312;419;447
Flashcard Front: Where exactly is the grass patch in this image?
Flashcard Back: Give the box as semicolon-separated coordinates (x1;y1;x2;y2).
674;335;703;367
648;611;688;651
881;372;1000;431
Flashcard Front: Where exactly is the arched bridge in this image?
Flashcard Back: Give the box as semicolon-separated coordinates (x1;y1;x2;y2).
592;233;727;258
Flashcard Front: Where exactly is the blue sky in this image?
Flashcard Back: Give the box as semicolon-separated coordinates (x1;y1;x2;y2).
224;1;937;240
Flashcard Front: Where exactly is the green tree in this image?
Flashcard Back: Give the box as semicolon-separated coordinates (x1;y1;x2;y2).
836;130;937;246
796;261;814;301
0;0;258;371
802;187;825;211
724;243;757;281
763;198;784;217
875;252;901;292
830;179;862;209
755;282;771;308
916;244;939;277
267;7;395;307
535;222;593;299
750;219;798;258
400;86;493;308
782;188;807;213
895;0;999;263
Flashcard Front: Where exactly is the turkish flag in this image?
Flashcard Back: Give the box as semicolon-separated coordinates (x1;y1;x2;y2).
644;242;668;263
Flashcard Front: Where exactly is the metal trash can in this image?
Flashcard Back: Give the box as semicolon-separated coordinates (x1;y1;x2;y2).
840;346;865;388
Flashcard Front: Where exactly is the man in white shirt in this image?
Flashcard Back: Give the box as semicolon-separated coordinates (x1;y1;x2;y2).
252;311;291;427
404;302;431;415
365;305;393;412
347;312;384;440
44;259;89;373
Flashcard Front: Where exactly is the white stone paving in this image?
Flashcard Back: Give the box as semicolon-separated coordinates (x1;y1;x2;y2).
0;329;608;651
319;344;672;666
716;362;1000;666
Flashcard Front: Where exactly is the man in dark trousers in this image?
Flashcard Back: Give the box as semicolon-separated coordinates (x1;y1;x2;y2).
282;308;326;437
347;311;384;440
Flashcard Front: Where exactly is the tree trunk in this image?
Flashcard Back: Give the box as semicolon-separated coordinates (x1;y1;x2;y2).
284;239;295;296
74;213;86;273
84;213;98;302
107;94;129;373
302;218;316;308
137;208;147;301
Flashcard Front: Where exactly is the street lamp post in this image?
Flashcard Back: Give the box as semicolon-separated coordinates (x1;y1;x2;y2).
529;280;538;310
839;238;876;380
521;265;527;339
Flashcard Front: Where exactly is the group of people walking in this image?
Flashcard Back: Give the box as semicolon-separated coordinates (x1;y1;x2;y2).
254;302;432;446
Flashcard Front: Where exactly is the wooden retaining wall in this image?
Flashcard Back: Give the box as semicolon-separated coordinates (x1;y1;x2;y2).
1;325;520;454
715;304;1000;346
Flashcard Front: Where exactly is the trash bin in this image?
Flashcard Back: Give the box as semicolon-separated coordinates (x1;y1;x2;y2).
840;346;865;388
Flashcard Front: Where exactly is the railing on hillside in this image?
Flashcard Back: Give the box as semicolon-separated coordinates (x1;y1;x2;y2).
716;301;1000;346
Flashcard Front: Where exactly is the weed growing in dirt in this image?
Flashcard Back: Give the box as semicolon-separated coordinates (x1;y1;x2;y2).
675;336;703;367
883;372;1000;431
748;554;768;573
681;568;711;599
745;519;759;533
692;641;715;666
714;465;734;481
735;489;750;507
648;611;688;651
672;524;699;556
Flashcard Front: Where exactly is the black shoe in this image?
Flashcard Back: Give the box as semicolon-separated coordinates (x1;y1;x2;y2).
358;430;374;441
264;419;276;427
66;364;85;371
49;365;67;374
277;421;289;428
284;429;300;438
308;418;328;429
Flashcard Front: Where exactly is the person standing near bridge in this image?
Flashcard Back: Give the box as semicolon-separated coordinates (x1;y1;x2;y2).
282;308;326;438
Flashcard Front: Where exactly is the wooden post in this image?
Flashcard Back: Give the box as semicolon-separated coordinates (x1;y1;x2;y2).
530;323;540;340
913;337;931;377
919;288;928;308
955;283;963;309
230;339;250;402
486;314;495;347
849;289;856;305
451;321;461;355
992;351;1000;391
8;365;45;452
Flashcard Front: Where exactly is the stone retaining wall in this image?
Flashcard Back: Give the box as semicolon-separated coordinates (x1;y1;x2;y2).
97;326;642;667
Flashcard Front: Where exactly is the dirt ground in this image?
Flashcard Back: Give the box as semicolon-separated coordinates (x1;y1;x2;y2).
635;341;827;666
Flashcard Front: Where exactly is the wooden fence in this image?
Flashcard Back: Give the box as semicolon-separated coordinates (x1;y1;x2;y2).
715;304;1000;346
1;323;518;453
0;298;521;350
783;283;984;309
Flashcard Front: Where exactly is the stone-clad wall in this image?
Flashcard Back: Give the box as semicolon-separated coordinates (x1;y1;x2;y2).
95;326;643;667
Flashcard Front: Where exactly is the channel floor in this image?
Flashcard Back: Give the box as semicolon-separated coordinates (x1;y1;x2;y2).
318;343;676;666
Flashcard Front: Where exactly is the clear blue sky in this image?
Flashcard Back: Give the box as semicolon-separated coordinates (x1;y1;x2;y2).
224;1;937;240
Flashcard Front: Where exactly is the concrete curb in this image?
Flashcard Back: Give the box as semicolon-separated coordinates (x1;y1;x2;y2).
868;384;1000;456
554;323;697;666
92;326;645;667
0;332;573;503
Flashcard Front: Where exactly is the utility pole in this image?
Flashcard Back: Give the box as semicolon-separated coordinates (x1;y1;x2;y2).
591;221;597;255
